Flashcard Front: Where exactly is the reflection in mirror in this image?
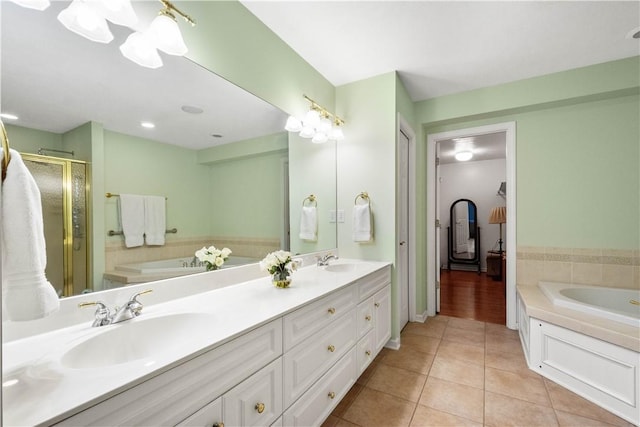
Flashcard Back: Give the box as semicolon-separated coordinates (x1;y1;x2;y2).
1;2;337;296
447;198;481;273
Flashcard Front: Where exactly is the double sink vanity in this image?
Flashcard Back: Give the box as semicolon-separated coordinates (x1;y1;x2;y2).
3;256;391;426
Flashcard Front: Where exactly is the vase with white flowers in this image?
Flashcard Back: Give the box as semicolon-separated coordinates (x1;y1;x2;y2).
260;250;297;288
195;245;232;271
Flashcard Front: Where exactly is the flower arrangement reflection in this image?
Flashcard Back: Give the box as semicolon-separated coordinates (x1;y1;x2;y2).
260;250;297;288
195;245;232;271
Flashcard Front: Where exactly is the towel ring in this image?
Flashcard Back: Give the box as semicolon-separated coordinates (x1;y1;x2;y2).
354;192;370;205
1;120;12;184
302;194;317;207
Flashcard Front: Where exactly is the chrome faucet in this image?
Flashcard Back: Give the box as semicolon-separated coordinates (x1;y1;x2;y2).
79;289;153;327
317;253;338;266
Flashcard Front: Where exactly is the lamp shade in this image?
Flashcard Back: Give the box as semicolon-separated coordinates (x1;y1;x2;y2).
9;0;50;10
57;0;114;44
488;206;506;224
120;31;163;69
90;0;138;27
149;13;188;56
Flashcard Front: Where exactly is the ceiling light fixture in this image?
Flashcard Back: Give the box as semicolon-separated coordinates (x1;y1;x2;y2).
8;0;50;11
0;113;19;121
454;139;474;161
285;95;345;143
141;121;155;129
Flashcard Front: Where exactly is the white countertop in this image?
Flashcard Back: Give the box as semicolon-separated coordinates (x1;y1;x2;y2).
3;258;390;427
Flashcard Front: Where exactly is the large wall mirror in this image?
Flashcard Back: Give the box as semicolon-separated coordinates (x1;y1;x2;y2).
447;198;481;272
1;2;337;296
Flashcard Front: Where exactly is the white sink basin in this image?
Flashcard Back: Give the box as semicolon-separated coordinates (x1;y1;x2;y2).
323;263;364;273
60;312;214;369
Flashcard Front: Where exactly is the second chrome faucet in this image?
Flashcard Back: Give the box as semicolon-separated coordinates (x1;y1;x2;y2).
79;289;153;327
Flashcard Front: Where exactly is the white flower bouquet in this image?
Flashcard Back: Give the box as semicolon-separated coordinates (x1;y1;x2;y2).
195;245;232;271
260;250;297;287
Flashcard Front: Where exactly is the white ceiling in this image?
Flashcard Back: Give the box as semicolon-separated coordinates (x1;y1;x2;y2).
438;132;505;165
242;1;640;102
1;1;638;153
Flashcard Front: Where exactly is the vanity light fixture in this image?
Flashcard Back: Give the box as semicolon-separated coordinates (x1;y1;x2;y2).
57;0;115;44
285;95;345;143
9;0;50;11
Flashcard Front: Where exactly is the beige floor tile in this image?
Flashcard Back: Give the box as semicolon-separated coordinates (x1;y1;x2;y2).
442;325;485;347
545;379;634;427
342;387;416;427
485;348;539;378
427;315;451;324
410;404;482;427
485;366;551;406
402;320;446;339
446;317;486;332
485;333;524;355
429;355;484;389
418;377;484;423
356;358;379;386
435;340;485;366
400;334;441;355
485;322;518;338
555;409;628;427
485;391;558;427
321;416;360;427
331;383;363;418
381;345;435;375
367;363;427;402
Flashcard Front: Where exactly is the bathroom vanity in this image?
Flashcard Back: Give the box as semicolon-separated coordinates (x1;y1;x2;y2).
2;258;391;426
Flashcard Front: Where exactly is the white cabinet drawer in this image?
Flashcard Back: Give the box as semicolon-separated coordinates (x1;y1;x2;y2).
357;267;391;301
57;319;282;427
357;297;374;339
283;285;358;351
283;310;357;408
177;397;222;427
283;347;357;427
224;358;283;427
357;330;375;375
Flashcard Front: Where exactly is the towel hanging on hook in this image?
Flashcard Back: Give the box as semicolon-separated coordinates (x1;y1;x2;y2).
1;120;12;183
353;191;373;242
300;194;318;241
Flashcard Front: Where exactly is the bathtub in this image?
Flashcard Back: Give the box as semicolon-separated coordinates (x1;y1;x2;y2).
538;281;640;327
115;256;259;275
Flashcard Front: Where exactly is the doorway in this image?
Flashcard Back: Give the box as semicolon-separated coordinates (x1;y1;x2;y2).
427;122;517;329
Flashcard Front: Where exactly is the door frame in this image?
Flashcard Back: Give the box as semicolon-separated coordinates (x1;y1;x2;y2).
426;121;517;329
397;114;417;328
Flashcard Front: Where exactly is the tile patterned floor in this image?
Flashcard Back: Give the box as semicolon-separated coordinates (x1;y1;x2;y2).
322;316;634;427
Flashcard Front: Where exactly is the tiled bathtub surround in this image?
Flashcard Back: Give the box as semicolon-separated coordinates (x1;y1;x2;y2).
517;247;640;289
105;235;280;272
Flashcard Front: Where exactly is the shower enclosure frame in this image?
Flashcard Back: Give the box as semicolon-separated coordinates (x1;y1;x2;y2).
21;153;92;296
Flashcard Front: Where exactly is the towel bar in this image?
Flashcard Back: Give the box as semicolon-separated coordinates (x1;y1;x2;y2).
108;228;177;236
106;192;167;199
354;192;370;205
302;194;317;207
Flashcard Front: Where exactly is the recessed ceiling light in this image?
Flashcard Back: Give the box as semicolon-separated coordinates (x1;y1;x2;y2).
0;113;19;120
141;121;155;129
627;27;640;39
211;134;223;138
181;105;204;114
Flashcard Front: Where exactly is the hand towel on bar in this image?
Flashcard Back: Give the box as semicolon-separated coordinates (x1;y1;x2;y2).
353;203;373;242
119;194;145;248
1;149;60;321
299;206;318;241
144;195;166;246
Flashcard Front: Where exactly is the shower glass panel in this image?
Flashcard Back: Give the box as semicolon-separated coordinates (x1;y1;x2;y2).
22;154;90;296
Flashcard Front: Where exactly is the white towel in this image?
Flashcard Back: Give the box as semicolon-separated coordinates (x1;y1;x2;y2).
353;203;373;242
119;194;145;248
299;206;317;241
144;195;166;246
1;149;60;321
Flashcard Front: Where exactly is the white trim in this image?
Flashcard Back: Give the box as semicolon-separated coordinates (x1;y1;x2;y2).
427;122;517;329
384;337;401;351
280;157;290;251
397;114;417;333
414;311;429;323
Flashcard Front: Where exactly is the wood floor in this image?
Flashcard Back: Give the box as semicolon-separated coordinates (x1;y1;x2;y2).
439;269;506;325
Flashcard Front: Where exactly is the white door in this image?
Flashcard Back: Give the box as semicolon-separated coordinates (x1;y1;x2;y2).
435;149;441;313
398;129;410;329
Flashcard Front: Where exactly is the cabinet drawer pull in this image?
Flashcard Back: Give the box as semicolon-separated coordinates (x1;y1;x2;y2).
374;302;380;308
365;350;371;356
328;391;336;399
213;423;224;427
255;402;265;414
327;344;336;352
365;315;371;321
327;307;336;314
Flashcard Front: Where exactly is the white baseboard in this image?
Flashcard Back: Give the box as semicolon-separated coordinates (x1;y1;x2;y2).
385;337;401;350
413;311;429;323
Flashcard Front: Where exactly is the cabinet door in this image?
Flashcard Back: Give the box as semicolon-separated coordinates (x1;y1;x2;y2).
357;297;374;339
356;330;375;375
374;285;391;353
177;397;222;427
224;358;283;427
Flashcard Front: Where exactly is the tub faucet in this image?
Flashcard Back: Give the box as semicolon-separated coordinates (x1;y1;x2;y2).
79;289;153;327
317;253;338;266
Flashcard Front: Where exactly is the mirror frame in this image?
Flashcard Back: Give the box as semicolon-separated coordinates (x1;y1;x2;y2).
447;198;481;273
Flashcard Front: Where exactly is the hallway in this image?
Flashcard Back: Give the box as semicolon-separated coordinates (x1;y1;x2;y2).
323;316;632;426
439;270;506;325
